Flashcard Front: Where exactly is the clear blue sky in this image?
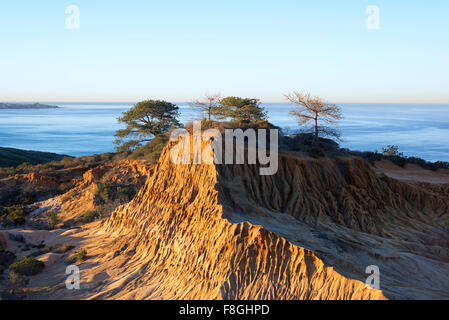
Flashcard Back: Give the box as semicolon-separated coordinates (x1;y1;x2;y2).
0;0;448;103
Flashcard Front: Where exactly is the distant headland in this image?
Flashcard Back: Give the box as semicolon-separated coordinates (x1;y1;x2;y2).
0;102;59;109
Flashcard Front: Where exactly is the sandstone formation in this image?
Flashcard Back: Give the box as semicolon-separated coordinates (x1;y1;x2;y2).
2;139;449;300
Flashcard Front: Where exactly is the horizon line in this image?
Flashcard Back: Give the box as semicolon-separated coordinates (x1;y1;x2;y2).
3;100;449;105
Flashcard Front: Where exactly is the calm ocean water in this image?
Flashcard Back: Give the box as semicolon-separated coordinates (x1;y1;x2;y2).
1;103;449;162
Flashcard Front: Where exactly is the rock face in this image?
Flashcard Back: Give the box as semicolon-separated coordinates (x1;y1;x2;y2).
215;156;449;299
102;140;386;300
8;138;449;300
28;159;151;226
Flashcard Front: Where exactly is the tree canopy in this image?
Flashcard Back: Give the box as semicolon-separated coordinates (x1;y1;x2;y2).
215;96;267;124
189;93;221;120
114;100;180;152
285;92;342;140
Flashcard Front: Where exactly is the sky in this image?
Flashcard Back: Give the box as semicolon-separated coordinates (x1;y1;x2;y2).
0;0;448;103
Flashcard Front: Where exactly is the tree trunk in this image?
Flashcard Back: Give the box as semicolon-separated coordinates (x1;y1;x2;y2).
314;115;318;139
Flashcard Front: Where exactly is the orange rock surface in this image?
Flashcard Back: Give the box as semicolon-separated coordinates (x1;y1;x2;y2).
4;140;449;300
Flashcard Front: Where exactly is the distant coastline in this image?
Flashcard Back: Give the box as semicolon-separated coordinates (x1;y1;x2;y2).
0;102;59;109
1;103;448;161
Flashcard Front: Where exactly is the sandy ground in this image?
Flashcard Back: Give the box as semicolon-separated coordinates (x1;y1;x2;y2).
374;160;449;184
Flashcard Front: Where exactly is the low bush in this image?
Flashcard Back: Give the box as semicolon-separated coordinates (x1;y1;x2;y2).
281;133;339;154
6;205;29;225
47;211;58;229
0;188;45;208
129;134;169;163
77;249;87;262
57;181;74;194
348;148;449;171
9;257;44;276
95;182;113;202
381;145;403;157
83;209;102;223
95;183;136;205
116;187;136;202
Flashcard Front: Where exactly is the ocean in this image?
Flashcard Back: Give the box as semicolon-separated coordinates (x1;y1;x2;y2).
1;102;449;162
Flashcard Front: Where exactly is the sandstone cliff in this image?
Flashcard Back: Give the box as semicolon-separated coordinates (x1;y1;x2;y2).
3;138;449;300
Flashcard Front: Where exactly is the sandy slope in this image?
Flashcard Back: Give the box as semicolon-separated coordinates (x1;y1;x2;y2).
374;160;449;184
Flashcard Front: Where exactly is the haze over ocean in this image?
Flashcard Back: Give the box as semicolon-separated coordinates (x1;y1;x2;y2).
1;103;448;162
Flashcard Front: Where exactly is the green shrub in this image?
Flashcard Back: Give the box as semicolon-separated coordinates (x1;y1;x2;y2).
77;249;87;262
116;187;136;202
83;210;101;223
9;257;44;276
95;182;137;204
61;156;77;168
47;211;58;229
57;181;74;194
6;205;29;225
382;145;403;157
95;182;113;202
129;134;169;163
15;162;33;173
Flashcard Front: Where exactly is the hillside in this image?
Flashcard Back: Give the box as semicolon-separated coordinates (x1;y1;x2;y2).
0;147;67;168
1;137;449;299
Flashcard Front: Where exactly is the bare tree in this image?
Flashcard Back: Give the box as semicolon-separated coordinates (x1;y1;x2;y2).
189;93;221;120
284;91;342;140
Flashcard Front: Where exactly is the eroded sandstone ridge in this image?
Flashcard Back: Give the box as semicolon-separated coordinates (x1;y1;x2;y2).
102;140;384;299
3;138;449;300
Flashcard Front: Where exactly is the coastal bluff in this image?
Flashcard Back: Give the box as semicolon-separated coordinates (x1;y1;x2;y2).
0;103;59;109
2;137;449;300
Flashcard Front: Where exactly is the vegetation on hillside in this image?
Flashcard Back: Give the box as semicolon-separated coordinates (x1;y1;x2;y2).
0;147;67;168
128;134;169;163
